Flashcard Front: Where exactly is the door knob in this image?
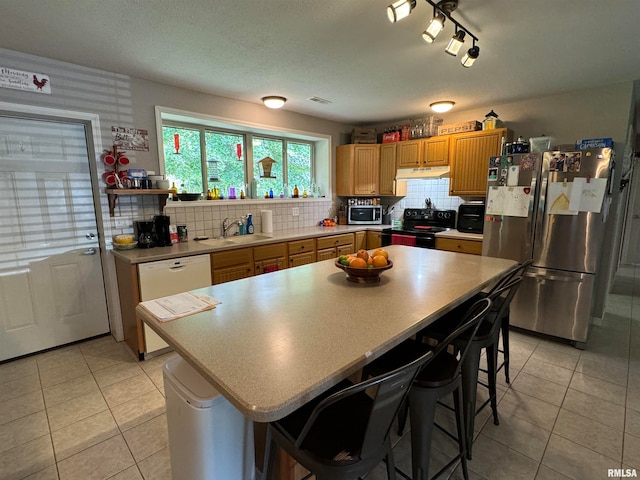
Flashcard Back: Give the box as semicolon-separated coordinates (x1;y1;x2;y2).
86;233;96;240
81;248;97;256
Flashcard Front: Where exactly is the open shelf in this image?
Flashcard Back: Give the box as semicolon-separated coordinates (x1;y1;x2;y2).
106;188;171;217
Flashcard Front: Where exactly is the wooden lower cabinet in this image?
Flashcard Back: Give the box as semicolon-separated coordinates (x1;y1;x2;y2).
288;239;316;267
316;233;355;260
354;231;366;251
367;230;382;249
211;248;254;284
435;237;482;255
254;243;287;275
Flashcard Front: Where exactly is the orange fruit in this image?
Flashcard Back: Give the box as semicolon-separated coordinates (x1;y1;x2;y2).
356;249;369;261
349;258;367;269
372;248;389;260
372;255;388;267
367;257;373;265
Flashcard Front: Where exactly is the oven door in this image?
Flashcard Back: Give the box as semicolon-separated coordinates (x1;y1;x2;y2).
381;231;434;248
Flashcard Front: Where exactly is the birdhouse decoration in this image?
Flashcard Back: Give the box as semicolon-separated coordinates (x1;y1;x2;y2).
258;156;277;178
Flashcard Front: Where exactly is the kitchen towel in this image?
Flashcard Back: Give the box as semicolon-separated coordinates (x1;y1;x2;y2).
391;234;416;246
261;210;273;233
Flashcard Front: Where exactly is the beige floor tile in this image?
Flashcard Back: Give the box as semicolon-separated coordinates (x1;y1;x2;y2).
627;385;640;413
626;408;640;438
36;348;85;372
84;348;136;373
0;434;55;480
466;434;539;480
481;412;551;462
553;409;623;461
136;447;172;480
498;390;559;431
0;373;42;404
51;410;119;461
624;433;640;469
92;362;144;389
522;357;574;387
569;372;627;407
509;331;540;346
46;390;108;432
107;465;143;480
534;465;572;480
39;361;91;389
531;346;579;371
562;388;625;431
145;367;165;392
510;371;568;407
0;391;45;426
23;464;59;479
0;410;49;455
100;373;157;408
122;414;168;463
42;373;99;408
542;434;620;480
110;389;165;432
77;335;118;355
138;352;177;373
0;358;38;385
56;435;134;480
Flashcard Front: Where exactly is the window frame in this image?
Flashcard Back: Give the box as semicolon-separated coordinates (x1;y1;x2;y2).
161;121;315;197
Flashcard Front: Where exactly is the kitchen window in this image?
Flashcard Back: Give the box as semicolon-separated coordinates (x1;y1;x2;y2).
161;123;314;198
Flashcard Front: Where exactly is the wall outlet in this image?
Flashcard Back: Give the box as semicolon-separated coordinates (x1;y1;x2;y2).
292;207;299;217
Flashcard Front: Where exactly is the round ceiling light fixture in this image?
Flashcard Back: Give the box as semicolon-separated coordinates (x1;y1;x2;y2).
430;101;455;113
262;96;287;109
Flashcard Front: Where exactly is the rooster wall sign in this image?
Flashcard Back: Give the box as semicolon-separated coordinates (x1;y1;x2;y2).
0;66;51;94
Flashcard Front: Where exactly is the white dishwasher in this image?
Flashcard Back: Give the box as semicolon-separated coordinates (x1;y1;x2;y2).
138;254;212;355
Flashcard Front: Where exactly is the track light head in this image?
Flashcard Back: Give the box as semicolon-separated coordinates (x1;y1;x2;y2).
461;45;480;67
445;29;465;56
422;13;445;43
387;0;417;23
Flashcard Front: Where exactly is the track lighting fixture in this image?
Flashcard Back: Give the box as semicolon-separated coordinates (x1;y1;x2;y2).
461;44;479;67
389;0;480;66
387;0;417;22
262;96;287;109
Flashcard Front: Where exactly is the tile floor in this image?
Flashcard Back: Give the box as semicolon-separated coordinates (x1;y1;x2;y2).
0;265;638;480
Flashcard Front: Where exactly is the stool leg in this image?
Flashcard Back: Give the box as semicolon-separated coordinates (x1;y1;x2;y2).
461;344;481;460
487;343;499;426
408;387;438;480
452;384;469;480
501;315;510;384
397;398;409;436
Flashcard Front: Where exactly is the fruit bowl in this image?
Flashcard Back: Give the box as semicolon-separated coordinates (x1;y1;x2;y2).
335;259;393;284
113;241;138;250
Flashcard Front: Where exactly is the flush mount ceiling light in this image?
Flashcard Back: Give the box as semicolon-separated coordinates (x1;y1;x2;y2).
262;96;287;109
387;0;417;22
390;0;480;67
430;101;455;113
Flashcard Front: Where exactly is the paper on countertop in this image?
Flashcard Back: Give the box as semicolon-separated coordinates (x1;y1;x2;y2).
139;292;221;322
568;177;607;213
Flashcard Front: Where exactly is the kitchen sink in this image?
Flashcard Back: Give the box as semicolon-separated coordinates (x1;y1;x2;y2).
197;235;271;247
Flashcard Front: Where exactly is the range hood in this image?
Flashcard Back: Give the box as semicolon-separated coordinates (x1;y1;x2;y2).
396;166;450;179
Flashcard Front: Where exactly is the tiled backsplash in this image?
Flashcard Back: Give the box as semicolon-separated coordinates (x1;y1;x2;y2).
403;178;467;211
164;199;335;238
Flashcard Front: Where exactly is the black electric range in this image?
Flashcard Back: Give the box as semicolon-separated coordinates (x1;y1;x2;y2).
381;208;457;249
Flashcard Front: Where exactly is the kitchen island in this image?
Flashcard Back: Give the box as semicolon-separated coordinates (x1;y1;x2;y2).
136;245;515;422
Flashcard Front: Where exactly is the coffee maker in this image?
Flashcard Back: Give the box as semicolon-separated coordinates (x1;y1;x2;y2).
136;221;156;248
154;215;172;247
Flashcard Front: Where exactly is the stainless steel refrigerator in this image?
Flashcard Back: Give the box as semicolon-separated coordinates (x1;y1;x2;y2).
482;148;614;347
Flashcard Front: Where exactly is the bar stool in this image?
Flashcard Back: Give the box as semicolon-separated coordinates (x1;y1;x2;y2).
262;346;434;480
362;297;493;480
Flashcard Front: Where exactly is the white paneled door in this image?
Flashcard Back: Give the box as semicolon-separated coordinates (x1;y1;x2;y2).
0;115;109;361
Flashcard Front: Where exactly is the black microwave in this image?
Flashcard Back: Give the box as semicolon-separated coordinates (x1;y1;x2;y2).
348;205;382;224
457;202;485;234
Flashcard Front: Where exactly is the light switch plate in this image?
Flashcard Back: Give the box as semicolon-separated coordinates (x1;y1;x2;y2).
292;207;299;217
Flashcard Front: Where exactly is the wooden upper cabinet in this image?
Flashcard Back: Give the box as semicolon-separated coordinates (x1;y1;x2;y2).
336;144;380;196
449;128;513;196
378;143;397;196
423;136;450;166
396;140;422;168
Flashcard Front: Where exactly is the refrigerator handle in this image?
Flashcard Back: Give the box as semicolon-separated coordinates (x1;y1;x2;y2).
526;272;583;283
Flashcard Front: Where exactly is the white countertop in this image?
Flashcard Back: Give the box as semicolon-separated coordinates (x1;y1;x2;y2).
137;246;515;422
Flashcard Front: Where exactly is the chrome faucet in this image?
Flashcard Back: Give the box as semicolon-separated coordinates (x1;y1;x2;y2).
222;217;242;237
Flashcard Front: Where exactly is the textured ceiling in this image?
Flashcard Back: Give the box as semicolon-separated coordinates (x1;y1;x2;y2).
0;0;639;125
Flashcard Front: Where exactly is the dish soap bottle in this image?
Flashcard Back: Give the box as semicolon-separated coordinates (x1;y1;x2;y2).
246;213;254;234
169;182;179;201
